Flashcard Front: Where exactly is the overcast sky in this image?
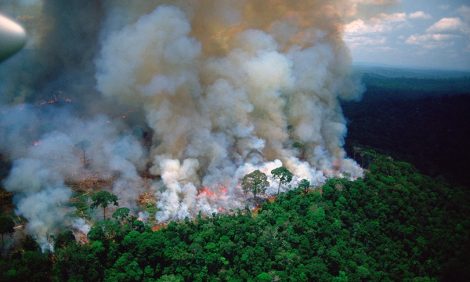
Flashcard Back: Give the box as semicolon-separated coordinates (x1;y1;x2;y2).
345;0;470;70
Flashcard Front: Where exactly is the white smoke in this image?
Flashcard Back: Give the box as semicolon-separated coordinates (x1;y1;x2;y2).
96;3;364;222
0;0;372;250
1;109;145;250
72;218;90;235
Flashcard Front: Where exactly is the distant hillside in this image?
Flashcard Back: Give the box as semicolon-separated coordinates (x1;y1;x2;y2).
353;64;470;79
343;70;470;187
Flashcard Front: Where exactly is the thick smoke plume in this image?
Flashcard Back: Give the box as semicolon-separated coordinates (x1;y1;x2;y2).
0;0;365;250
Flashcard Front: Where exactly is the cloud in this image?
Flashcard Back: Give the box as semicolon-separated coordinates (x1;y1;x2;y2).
345;12;407;35
427;17;465;33
380;12;408;22
409;11;431;20
344;12;407;48
346;35;387;48
406;15;470;50
345;19;377;34
346;9;468;53
406;33;457;49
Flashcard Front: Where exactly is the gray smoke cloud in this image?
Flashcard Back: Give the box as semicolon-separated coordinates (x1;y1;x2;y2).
0;106;145;250
0;0;368;250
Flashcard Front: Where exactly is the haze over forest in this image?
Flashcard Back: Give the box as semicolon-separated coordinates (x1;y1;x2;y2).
0;1;469;281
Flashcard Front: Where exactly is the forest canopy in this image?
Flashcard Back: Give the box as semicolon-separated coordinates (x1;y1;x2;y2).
1;150;469;281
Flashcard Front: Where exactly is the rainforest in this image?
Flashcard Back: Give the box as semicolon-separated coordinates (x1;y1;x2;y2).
1;68;469;281
1;1;470;281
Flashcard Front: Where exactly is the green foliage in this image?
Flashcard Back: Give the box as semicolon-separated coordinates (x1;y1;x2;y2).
88;220;123;242
145;203;158;218
256;272;272;281
344;83;470;187
90;191;118;220
1;151;469;281
271;166;293;195
112;207;131;222
156;274;184;282
54;230;76;249
53;241;105;282
241;170;269;201
71;193;91;220
22;235;40;252
0;250;51;282
298;179;310;193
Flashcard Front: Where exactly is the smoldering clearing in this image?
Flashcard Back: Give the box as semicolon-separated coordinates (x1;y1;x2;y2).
0;0;363;251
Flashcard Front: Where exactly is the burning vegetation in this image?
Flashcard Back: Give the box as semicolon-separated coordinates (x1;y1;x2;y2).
0;0;366;251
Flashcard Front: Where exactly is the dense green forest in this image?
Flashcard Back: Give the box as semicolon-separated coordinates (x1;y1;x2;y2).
358;73;470;101
1;150;469;281
1;71;469;281
343;72;470;187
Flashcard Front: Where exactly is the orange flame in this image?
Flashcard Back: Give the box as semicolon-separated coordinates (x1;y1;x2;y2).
198;187;216;197
198;185;228;198
152;223;167;232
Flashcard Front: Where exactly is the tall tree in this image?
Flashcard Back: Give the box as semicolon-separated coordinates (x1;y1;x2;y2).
91;191;118;220
271;166;293;195
242;170;269;202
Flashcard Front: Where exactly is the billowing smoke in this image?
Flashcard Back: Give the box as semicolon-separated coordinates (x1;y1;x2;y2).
0;106;146;250
0;0;366;250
